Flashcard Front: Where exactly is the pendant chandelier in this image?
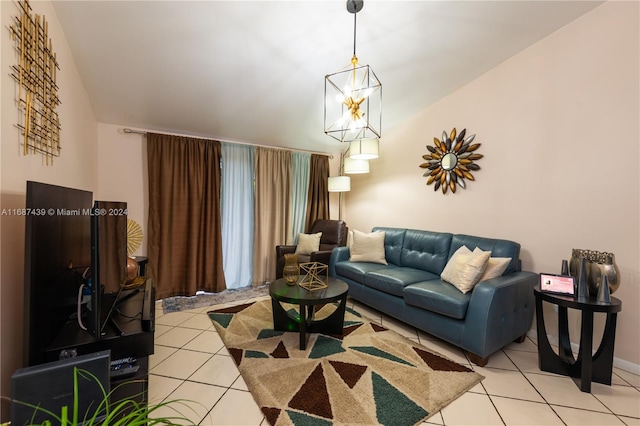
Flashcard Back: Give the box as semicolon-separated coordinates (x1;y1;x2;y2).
324;0;382;144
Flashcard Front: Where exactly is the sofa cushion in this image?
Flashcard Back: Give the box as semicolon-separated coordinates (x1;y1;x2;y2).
400;229;453;274
364;268;440;297
349;230;387;264
372;227;406;266
334;260;394;283
441;246;491;293
450;234;521;274
295;232;322;255
479;255;511;281
404;280;472;320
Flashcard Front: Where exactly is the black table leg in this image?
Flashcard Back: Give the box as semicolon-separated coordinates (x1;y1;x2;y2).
271;296;348;350
299;304;308;350
558;306;574;362
272;298;299;333
307;295;347;336
576;311;594;392
591;313;618;386
536;296;563;372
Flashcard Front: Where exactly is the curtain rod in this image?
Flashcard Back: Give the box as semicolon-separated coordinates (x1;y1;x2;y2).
122;128;334;159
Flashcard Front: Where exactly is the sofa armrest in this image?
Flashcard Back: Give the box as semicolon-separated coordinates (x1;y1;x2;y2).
329;246;351;276
276;245;296;258
461;271;538;358
310;250;333;266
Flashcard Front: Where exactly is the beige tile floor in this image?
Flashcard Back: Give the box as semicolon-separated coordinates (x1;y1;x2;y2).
148;295;640;425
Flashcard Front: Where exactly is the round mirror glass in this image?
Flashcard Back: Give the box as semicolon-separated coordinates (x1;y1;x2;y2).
441;153;458;171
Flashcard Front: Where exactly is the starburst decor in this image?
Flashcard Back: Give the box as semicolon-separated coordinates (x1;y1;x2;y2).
419;128;483;194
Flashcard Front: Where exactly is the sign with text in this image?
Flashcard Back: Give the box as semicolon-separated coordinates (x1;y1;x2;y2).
540;273;575;295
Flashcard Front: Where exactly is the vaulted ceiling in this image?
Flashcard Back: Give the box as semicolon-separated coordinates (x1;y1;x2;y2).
52;1;602;154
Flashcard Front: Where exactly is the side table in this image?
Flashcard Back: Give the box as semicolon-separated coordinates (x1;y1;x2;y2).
533;284;621;392
269;277;349;350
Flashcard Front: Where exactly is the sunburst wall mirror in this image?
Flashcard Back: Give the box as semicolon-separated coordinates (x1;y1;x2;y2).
419;128;483;194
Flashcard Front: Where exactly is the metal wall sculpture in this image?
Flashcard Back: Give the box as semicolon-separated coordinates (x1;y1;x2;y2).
9;0;61;165
420;128;483;194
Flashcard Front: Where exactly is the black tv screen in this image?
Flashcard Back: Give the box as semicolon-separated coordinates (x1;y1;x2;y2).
24;181;93;366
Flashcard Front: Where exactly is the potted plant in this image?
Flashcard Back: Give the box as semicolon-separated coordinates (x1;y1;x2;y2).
4;367;195;425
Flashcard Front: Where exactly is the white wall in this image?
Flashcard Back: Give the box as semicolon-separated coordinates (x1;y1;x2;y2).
0;0;98;420
345;2;639;369
96;124;148;257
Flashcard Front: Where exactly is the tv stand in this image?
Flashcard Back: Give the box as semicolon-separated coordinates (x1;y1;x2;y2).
46;286;154;405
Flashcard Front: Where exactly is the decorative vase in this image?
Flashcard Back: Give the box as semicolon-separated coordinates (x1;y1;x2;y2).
577;256;589;300
597;274;611;303
588;252;620;297
561;259;569;276
126;257;138;284
569;249;588;280
569;249;620;298
282;253;300;285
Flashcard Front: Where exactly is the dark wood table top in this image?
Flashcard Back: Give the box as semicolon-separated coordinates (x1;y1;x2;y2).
269;277;348;305
533;284;621;313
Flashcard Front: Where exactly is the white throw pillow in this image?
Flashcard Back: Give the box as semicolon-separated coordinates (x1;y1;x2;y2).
441;245;491;293
295;232;322;255
349;230;387;264
478;253;511;281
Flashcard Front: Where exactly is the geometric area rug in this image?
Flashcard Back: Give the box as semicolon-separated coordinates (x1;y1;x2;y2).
208;299;484;426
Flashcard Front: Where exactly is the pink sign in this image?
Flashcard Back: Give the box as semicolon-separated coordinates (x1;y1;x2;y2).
540;273;575;295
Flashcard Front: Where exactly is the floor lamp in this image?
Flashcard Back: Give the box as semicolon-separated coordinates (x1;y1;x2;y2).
328;144;374;220
328;175;350;220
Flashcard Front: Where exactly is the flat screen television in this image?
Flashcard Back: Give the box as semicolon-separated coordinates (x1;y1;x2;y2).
24;181;129;366
24;181;95;366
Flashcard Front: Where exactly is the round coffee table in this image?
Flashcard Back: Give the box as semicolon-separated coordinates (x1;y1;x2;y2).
269;277;349;350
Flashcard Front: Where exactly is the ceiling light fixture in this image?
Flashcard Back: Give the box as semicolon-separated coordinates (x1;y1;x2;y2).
324;0;382;143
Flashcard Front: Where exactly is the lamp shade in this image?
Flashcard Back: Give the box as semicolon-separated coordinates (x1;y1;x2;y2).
328;176;351;192
349;138;379;160
343;157;369;174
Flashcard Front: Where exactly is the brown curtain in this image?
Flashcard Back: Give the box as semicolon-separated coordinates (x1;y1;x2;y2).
305;154;330;232
253;147;291;285
147;133;226;299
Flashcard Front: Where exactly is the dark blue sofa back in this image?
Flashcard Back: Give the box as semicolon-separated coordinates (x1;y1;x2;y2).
371;227;405;265
372;227;453;275
370;227;522;276
401;229;452;274
449;234;521;274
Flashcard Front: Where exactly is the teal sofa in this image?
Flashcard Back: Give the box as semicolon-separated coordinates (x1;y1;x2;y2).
329;227;538;366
